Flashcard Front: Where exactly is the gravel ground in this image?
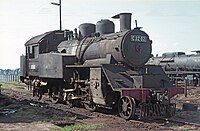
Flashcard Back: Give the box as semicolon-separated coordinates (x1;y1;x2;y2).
0;84;200;131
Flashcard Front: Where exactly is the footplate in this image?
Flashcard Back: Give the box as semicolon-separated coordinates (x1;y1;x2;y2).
139;103;176;119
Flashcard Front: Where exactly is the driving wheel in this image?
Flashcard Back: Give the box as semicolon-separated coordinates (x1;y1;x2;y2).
83;101;97;112
118;96;136;120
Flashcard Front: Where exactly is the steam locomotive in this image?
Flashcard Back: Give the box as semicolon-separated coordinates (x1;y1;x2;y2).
20;13;183;120
148;51;200;86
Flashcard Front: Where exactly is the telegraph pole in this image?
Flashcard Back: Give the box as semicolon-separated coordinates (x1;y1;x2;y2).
51;0;62;30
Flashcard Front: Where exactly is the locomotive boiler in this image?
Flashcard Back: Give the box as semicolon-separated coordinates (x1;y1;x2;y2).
148;51;200;86
20;13;183;120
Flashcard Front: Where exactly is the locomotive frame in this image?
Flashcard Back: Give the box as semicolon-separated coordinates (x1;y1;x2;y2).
20;13;184;120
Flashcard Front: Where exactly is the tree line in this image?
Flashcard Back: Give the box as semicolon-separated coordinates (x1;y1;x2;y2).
0;69;20;75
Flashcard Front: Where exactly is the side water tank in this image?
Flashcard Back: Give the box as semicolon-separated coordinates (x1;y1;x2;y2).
96;19;115;35
78;23;95;37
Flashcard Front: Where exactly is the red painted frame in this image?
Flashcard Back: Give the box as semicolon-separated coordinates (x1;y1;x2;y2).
122;87;184;103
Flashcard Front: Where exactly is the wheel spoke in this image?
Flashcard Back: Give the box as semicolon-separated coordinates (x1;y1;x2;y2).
124;111;127;116
125;97;128;103
122;99;125;104
118;96;136;120
127;106;130;110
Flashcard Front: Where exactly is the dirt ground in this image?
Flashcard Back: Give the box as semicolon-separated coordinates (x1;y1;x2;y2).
1;83;200;131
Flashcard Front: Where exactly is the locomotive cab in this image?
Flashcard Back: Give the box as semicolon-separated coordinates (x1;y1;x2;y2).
20;30;71;82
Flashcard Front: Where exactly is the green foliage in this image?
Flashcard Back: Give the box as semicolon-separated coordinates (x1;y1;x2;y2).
59;123;102;131
0;82;25;89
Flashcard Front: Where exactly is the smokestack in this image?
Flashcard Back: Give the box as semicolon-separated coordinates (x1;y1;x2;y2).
112;13;132;31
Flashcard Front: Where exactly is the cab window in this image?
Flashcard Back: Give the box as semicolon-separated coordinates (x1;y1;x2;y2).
27;45;39;59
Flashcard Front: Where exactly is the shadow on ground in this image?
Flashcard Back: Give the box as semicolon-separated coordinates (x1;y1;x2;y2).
0;94;89;123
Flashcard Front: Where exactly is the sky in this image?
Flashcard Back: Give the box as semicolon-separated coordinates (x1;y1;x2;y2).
0;0;200;69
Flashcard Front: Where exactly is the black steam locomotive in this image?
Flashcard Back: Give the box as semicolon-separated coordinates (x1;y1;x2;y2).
20;13;183;120
148;51;200;86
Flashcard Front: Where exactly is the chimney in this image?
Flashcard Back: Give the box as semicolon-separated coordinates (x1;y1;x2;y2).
112;13;132;32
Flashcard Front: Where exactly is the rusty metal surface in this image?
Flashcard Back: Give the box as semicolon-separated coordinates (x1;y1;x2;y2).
25;33;47;46
28;58;39;77
19;12;185;120
122;28;152;67
96;19;115;35
78;23;95;38
57;40;79;55
122;89;150;102
102;64;173;91
102;64;134;90
149;54;200;71
89;67;106;105
25;30;64;46
39;53;75;78
112;13;132;31
20;55;26;77
82;28;152;67
161;87;184;98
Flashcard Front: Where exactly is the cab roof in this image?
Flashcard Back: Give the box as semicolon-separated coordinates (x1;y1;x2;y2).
25;30;63;46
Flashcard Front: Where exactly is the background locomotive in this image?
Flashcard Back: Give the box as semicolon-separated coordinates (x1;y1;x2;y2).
148;51;200;86
20;13;183;120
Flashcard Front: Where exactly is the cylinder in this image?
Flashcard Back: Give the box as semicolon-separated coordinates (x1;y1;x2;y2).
96;19;115;35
